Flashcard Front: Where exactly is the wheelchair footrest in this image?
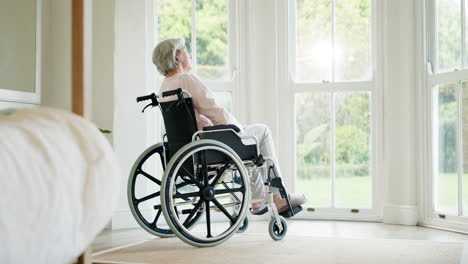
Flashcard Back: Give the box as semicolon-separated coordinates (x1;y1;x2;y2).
279;205;303;218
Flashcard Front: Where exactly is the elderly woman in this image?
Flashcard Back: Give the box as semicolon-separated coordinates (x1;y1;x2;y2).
153;37;306;215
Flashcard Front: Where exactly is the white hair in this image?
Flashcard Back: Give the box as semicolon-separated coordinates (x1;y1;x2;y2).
152;37;186;76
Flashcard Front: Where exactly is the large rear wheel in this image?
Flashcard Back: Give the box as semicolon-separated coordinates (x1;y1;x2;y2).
161;140;250;247
128;143;202;237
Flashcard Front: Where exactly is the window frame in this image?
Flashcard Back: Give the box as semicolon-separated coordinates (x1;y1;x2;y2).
421;0;468;231
279;0;383;220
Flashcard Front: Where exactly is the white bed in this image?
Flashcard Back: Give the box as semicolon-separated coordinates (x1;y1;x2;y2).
0;107;121;264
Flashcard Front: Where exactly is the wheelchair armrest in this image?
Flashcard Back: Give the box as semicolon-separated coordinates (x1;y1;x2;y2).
203;124;241;133
196;125;258;161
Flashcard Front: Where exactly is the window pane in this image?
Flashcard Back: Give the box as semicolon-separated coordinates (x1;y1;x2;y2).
295;93;332;207
157;0;192;54
212;91;232;112
295;0;332;82
335;0;372;81
462;82;468;215
435;83;458;214
196;0;229;80
465;2;468;68
436;0;462;72
335;92;371;208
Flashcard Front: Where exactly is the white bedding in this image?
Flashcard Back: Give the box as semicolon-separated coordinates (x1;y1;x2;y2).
0;108;121;264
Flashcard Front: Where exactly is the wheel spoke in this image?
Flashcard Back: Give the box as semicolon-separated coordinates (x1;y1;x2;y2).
214;187;245;195
183;199;203;226
181;166;204;189
205;200;212;238
151;209;162;227
210;161;231;187
175;181;190;189
212;198;235;223
222;182;241;203
202;150;209;186
139;169;161;185
136;191;160;204
173;191;200;199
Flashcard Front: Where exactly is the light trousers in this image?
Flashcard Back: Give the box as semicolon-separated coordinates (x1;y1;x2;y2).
242;124;281;201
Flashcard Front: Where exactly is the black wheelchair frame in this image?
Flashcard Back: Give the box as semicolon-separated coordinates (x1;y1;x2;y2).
127;88;301;247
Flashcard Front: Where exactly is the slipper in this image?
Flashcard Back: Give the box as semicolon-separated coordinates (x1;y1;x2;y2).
277;194;307;213
250;203;268;215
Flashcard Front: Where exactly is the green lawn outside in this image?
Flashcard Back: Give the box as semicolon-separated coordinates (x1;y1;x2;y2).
436;173;468;215
296;175;371;209
296;173;468;213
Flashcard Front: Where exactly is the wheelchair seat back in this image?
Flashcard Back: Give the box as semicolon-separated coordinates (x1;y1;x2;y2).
160;97;198;159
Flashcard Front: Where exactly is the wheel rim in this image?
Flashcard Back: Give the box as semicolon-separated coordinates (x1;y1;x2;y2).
162;142;250;245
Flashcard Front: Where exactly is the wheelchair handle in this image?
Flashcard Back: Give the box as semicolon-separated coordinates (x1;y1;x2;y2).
136;93;156;103
162;88;183;98
136;93;159;113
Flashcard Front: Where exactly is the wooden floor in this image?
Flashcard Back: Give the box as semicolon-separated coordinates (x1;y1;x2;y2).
91;220;468;254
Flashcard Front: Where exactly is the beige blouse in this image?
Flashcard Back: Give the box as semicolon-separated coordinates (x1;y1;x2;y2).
159;73;242;131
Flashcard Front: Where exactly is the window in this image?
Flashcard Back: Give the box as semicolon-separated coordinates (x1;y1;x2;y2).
294;0;372;82
156;0;237;111
426;0;468;218
291;0;375;212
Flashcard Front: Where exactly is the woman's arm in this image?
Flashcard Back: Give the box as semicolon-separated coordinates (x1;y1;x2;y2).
188;75;242;130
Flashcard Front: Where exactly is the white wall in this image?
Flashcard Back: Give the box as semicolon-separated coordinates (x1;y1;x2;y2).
92;0;115;141
29;0;150;229
41;0;72;111
40;0;114;140
111;0;156;228
0;101;36;110
381;0;418;225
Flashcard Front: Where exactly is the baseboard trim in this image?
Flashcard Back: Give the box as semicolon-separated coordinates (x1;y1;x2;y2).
382;204;418;225
419;218;468;235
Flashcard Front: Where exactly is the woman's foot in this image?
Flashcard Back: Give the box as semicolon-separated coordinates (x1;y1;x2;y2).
274;194;307;213
250;194;307;215
250;202;268;215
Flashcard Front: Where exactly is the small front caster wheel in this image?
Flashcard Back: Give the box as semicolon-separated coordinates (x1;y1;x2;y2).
237;216;249;233
268;216;287;241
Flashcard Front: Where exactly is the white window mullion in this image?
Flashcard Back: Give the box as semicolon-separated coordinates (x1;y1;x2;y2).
331;0;336;82
426;0;437;74
434;0;439;73
290;0;297;82
191;0;197;72
457;81;464;216
462;0;466;69
228;0;238;81
432;85;440;213
331;92;336;208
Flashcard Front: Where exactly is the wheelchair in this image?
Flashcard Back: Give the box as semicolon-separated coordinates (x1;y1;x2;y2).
127;88;302;247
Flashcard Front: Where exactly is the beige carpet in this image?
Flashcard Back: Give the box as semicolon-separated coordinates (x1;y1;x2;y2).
93;233;464;264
